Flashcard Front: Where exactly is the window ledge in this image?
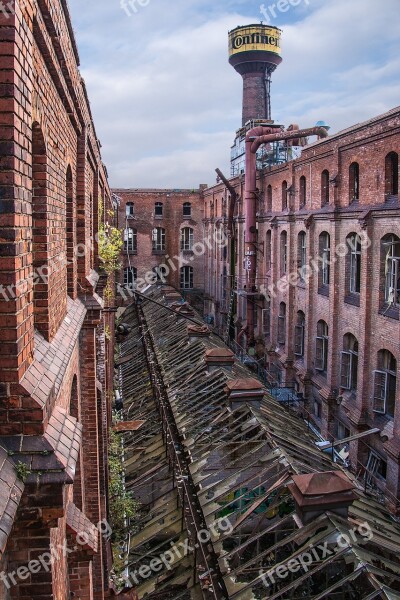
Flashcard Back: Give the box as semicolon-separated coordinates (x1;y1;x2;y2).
154;215;163;220
318;285;329;297
344;293;360;307
379;304;400;320
152;249;166;255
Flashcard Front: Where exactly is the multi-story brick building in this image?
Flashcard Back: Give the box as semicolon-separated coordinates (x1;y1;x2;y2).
0;1;114;598
204;106;400;508
114;188;205;310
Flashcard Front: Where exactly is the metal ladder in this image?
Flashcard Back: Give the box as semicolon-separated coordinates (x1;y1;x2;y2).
224;291;235;344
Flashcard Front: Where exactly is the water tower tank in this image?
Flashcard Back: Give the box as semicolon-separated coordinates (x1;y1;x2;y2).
229;24;282;125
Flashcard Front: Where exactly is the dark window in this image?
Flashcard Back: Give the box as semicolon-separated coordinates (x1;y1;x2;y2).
152;265;167;283
183;202;192;218
66;165;75;297
266;230;272;272
263;298;271;339
347;233;362;294
373;350;397;417
124;228;137;253
385;152;398;198
266;185;272;212
280;231;287;275
155;202;163;217
321;170;330;205
294;311;305;357
299;176;306;207
152;227;166;252
315;320;328;374
340;334;359;391
126;202;134;217
298;231;307;282
180;266;193;290
124;267;137;290
349;162;360;203
278;302;286;345
282;180;288;211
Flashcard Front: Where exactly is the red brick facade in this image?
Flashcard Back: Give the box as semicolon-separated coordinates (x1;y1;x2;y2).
114;189;205;309
0;1;114;598
204;107;400;508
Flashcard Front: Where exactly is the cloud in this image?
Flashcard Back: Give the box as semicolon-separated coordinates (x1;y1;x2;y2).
68;0;400;188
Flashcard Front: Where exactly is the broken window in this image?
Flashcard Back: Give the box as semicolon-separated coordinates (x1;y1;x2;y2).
373;350;397;417
126;202;134;217
349;162;360;203
294;311;305;357
180;266;193;290
319;232;331;287
348;233;362;294
385;151;399;197
278;302;286;345
340;333;359;391
316;320;328;374
155;201;163;217
280;231;288;275
124;227;137;253
180;227;194;251
382;234;400;305
282;180;288;210
152;227;166;252
183;202;192;218
124;267;137;290
321;169;330;206
299;175;306;207
266;230;272;272
298;231;307;282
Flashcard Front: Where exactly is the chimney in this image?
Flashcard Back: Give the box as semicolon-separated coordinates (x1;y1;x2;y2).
205;348;235;373
187;324;211;343
224;378;265;410
287;471;357;525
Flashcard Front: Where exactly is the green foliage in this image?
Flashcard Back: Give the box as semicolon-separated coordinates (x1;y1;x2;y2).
15;461;31;483
108;429;141;543
98;201;123;275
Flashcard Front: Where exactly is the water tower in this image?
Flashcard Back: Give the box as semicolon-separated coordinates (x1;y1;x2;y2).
229;24;282;125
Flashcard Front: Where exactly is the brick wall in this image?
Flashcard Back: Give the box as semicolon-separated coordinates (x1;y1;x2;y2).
204;107;400;508
0;1;113;598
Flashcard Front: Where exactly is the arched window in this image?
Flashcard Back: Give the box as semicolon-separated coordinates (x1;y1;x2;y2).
180;227;194;251
321;170;330;206
280;231;287;274
180;266;193;290
152;265;167;283
299;176;306;207
278;302;286;345
183;202;192;218
316;320;329;374
282;180;288;211
347;233;362;294
385;152;399;198
294;311;305;357
126;202;134;217
124;267;137;290
373;350;397;417
298;231;307;282
124;227;137;253
266;230;272;272
32;123;50;339
66;165;76;298
349;162;360;203
341;334;359;391
152;227;166;252
70;375;79;420
266;185;272;212
319;232;331;288
382;234;400;306
155;202;163;217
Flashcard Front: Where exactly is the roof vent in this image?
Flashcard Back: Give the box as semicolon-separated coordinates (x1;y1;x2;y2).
288;471;357;525
224;378;265;409
187;324;211;343
205;348;235;373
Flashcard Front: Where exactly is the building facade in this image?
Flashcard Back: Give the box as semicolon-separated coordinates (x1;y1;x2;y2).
114;188;205;310
0;1;114;598
204;107;400;508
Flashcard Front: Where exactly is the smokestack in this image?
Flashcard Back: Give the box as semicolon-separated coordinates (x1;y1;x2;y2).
228;24;282;125
288;471;357;525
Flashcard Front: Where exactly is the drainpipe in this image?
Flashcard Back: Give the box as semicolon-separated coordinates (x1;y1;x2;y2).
244;125;329;347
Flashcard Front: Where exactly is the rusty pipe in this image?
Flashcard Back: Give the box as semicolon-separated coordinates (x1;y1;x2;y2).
243;125;329;347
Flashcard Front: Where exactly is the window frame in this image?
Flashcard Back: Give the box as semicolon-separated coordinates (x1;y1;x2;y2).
183;202;192;218
294;312;305;357
180;266;194;290
152;227;166;252
315;320;329;373
124;266;137;290
155;202;163;218
180;227;194;251
124;227;137;253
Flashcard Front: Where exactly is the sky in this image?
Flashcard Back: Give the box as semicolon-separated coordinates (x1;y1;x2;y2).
68;0;400;189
